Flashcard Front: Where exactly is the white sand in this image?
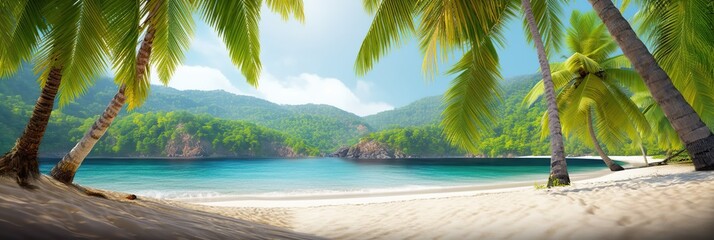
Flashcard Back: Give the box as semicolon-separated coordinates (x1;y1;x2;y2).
0;176;319;239
199;162;714;240
2;158;712;240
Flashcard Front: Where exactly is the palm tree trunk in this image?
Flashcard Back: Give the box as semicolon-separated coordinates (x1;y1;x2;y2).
50;85;127;183
521;0;570;186
0;67;62;186
639;144;648;166
588;0;714;170
587;109;624;171
51;16;157;184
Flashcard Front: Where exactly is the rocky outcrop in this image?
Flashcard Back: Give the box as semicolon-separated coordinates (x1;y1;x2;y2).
266;143;299;158
330;140;406;159
163;124;300;158
165;132;209;157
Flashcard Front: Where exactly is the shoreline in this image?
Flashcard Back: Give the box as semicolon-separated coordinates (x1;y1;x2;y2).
2;156;711;239
37;154;652;161
280;163;714;239
187;168;613;207
173;162;713;239
188;155;652;207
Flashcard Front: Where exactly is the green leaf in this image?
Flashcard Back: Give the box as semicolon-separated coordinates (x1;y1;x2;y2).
355;0;416;76
197;0;262;86
418;0;515;77
521;0;565;57
153;0;195;85
0;0;48;77
265;0;305;22
34;0;109;106
441;39;502;153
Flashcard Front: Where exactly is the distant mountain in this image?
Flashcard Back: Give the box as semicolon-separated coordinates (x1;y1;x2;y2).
0;68;372;152
363;74;542;130
363;95;443;130
3;68;648;158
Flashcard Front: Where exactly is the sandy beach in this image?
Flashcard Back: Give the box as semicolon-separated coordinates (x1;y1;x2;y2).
1;157;713;239
0;176;320;239
282;164;714;239
192;157;714;240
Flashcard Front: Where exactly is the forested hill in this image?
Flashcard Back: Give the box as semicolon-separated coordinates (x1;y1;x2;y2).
363;74;545;131
363;95;443;130
362;74;544;130
0;67;370;152
358;74;659;157
1;67;653;158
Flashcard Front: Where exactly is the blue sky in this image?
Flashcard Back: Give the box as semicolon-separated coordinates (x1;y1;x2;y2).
153;0;635;116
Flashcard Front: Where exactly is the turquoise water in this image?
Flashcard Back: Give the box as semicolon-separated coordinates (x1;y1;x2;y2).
40;157;610;199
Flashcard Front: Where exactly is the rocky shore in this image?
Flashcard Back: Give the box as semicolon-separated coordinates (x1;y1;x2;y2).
329;140;407;159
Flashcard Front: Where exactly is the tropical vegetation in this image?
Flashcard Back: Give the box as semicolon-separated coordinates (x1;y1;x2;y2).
0;0;712;189
0;90;318;158
588;0;714;170
355;0;573;185
50;0;305;183
3;72;671;160
364;125;463;156
630;0;714;163
524;10;650;171
0;0;110;186
79;111;318;157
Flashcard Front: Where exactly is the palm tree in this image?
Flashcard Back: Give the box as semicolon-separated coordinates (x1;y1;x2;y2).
587;0;714;170
524;11;651;171
635;0;714;128
50;0;305;183
0;0;109;186
520;0;570;186
631;92;682;153
356;0;571;186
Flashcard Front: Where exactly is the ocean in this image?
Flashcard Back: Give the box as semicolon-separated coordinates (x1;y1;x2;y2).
39;157;611;199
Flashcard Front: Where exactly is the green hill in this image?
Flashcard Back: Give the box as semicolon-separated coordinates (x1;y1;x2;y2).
363;95;443;130
1;67;658;157
0;68;372;152
359;74;660;157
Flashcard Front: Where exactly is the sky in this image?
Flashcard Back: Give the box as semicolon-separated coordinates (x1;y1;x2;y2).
150;0;634;116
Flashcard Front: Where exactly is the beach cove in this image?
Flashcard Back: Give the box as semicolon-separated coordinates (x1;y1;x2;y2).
1;157;713;239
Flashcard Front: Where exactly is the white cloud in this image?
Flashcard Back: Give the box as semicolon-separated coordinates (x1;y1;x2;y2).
149;65;393;116
150;65;246;95
355;80;374;97
257;73;393;116
191;33;226;57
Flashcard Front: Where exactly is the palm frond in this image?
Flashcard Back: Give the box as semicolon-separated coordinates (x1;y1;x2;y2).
0;0;48;77
354;0;416;76
565;10;617;62
265;0;304;22
103;0;141;107
441;39;502;153
593;79;650;147
522;69;575;107
418;0;516;76
564;52;603;76
636;0;714;125
632;92;683;149
363;0;381;14
618;0;632;12
600;55;630;69
34;0;109;106
605;67;646;93
197;0;262;86
520;0;564;57
152;0;195;85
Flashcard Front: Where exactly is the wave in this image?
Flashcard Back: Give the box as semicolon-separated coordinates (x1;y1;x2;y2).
134;190;222;199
